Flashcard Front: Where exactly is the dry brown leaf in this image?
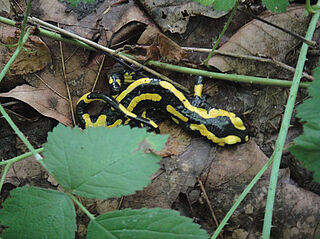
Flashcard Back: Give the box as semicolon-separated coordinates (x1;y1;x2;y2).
0;24;51;75
209;5;309;79
7;36;51;75
0;84;72;126
138;0;227;34
31;0;78;25
158;121;191;157
0;0;10;13
22;39;104;116
136;25;186;62
58;0;153;43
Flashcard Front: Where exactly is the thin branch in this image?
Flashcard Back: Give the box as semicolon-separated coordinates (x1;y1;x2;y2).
148;60;311;88
239;8;316;47
27;16;190;93
182;47;314;81
92;55;105;92
0;28;32;83
204;1;238;66
262;1;320;238
34;73;69;100
197;177;223;239
58;24;76;126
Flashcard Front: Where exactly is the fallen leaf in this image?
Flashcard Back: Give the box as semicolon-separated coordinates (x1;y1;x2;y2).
0;0;10;13
135;25;187;62
209;5;309;79
31;0;78;25
0;85;72;126
63;0;152;43
158;121;191;157
0;24;51;75
138;0;228;34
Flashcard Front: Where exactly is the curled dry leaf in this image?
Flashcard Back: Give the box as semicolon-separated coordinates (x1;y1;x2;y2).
138;0;227;34
0;24;51;75
134;25;187;62
0;85;72;126
60;0;153;44
209;5;309;79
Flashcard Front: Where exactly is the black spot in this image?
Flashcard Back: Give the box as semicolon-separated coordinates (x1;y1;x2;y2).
48;97;58;110
161;11;167;19
181;10;189;17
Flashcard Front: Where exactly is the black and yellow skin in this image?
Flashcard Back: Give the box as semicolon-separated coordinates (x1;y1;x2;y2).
76;92;159;133
76;71;249;146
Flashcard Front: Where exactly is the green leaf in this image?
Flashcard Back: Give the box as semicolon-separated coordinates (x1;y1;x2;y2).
213;0;236;12
62;0;94;7
262;0;289;13
288;66;320;183
193;0;215;7
0;186;76;239
42;125;167;199
87;208;209;239
193;0;236;11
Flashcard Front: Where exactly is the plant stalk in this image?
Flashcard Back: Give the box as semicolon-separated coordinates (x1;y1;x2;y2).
0;28;32;83
204;1;238;66
148;60;310;88
262;1;320;238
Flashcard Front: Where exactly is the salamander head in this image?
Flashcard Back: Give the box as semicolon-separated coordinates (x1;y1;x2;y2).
198;115;249;146
109;72;124;95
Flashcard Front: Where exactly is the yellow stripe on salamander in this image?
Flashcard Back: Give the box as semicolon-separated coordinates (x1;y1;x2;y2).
127;94;162;112
166;105;188;122
77;93;106;104
118;104;159;129
116;78;152;102
159;81;246;131
82;113;107;127
189;123;242;146
106;119;122;128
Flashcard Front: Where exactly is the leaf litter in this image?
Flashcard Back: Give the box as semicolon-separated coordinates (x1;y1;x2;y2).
1;1;319;238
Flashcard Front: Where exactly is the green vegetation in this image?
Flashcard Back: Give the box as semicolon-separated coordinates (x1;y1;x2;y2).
0;0;319;238
289;66;320;183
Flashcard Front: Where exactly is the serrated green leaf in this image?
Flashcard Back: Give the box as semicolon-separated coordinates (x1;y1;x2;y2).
262;0;289;13
62;0;94;7
0;186;76;239
213;0;236;12
146;134;169;151
288;66;320;183
87;208;209;239
42;125;166;199
193;0;215;7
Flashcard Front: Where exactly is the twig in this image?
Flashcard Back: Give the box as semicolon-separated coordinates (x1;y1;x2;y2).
262;2;320;238
148;60;311;88
239;8;316;47
204;1;238;67
34;73;69;100
182;47;314;81
0;15;312;89
197;177;223;239
27;16;190;93
92;55;105;92
0;28;32;83
58;24;76;126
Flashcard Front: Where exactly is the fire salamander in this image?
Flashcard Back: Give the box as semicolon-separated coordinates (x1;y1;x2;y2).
76;71;249;146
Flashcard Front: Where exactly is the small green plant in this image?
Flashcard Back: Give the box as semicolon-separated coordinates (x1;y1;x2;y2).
193;0;289;12
0;125;209;238
289;65;320;183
